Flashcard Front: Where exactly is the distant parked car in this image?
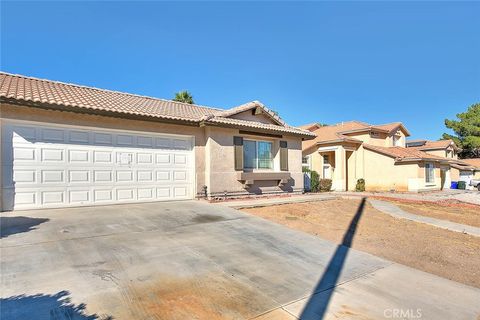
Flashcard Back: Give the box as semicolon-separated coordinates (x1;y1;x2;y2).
470;179;480;191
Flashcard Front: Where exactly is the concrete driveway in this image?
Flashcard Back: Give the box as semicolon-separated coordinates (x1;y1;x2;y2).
1;201;479;320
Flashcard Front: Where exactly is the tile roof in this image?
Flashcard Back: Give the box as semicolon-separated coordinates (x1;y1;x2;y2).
302;120;409;150
0;72;314;138
298;123;323;131
460;158;480;169
363;144;450;162
407;139;457;150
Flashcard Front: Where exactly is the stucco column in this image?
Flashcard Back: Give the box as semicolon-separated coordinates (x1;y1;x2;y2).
0;118;2;211
334;146;346;191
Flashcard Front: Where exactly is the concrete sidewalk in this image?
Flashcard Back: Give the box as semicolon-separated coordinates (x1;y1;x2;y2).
369;199;480;237
214;193;336;209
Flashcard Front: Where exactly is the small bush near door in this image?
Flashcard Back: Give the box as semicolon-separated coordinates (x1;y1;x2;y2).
319;179;332;192
310;170;320;192
355;178;366;192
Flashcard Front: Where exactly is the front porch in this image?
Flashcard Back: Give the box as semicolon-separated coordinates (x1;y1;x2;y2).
315;145;359;191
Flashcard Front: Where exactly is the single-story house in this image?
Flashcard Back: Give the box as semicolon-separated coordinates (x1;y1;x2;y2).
301;121;451;192
0;72;314;211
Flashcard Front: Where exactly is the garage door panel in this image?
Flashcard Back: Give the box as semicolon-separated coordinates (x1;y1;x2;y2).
156;171;170;181
69;150;90;163
15;191;37;206
138;188;155;200
41;170;64;183
69;190;90;203
42;191;65;205
137;171;154;182
3;123;194;209
94;170;113;182
156;187;171;198
69;170;90;183
93;151;113;163
117;188;135;201
173;171;188;182
174;186;188;197
116;171;134;182
94;189;114;202
41;148;64;162
137;153;153;165
13;170;36;183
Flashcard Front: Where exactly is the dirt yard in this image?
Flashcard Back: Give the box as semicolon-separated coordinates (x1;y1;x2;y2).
243;198;480;288
375;197;480;227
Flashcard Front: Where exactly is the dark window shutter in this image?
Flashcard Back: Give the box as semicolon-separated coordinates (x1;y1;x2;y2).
280;141;288;171
234;136;244;171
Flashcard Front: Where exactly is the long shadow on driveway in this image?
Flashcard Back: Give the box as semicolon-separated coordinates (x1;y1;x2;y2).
300;197;366;319
0;216;49;239
0;290;112;320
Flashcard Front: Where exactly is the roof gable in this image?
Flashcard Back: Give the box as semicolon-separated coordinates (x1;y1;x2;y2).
218;101;285;126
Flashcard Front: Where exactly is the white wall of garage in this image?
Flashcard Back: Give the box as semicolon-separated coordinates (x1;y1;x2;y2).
1;120;195;210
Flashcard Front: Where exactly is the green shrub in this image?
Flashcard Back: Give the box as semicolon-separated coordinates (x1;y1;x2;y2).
310;170;320;192
302;167;311;173
319;179;332;192
355;178;365;192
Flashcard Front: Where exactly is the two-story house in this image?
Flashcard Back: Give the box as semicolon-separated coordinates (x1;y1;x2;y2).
406;139;476;187
302;121;451;192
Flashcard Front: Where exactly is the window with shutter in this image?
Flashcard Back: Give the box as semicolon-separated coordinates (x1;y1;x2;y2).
233;136;243;171
280;141;288;171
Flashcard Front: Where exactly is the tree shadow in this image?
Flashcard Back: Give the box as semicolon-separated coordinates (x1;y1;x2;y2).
299;197;366;319
0;216;49;239
0;290;113;320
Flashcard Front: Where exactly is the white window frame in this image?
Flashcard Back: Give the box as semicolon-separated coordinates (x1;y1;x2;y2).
302;155;310;168
243;139;273;170
425;162;435;184
393;135;401;146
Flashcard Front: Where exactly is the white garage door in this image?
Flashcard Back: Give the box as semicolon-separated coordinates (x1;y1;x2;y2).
1;122;195;210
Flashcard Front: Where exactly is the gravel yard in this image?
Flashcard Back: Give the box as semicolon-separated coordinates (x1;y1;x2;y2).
243;198;480;288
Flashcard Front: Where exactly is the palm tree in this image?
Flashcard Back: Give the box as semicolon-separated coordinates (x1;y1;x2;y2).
173;91;194;104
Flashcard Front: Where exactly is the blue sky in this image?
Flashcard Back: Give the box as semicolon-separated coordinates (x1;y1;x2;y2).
1;1;479;140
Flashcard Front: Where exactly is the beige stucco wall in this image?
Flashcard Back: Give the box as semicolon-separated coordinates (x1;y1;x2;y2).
348;132;388;146
363;149;412;191
1;103;305;207
474;170;480;179
206;126;303;197
425;149;447;158
344;129;406;148
451;167;460;181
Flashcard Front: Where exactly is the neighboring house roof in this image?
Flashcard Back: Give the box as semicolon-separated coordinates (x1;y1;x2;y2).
299;123;323;132
363;144;450;163
461;158;480;169
407;139;458;151
0;72;314;138
450;162;475;171
302;120;409;150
